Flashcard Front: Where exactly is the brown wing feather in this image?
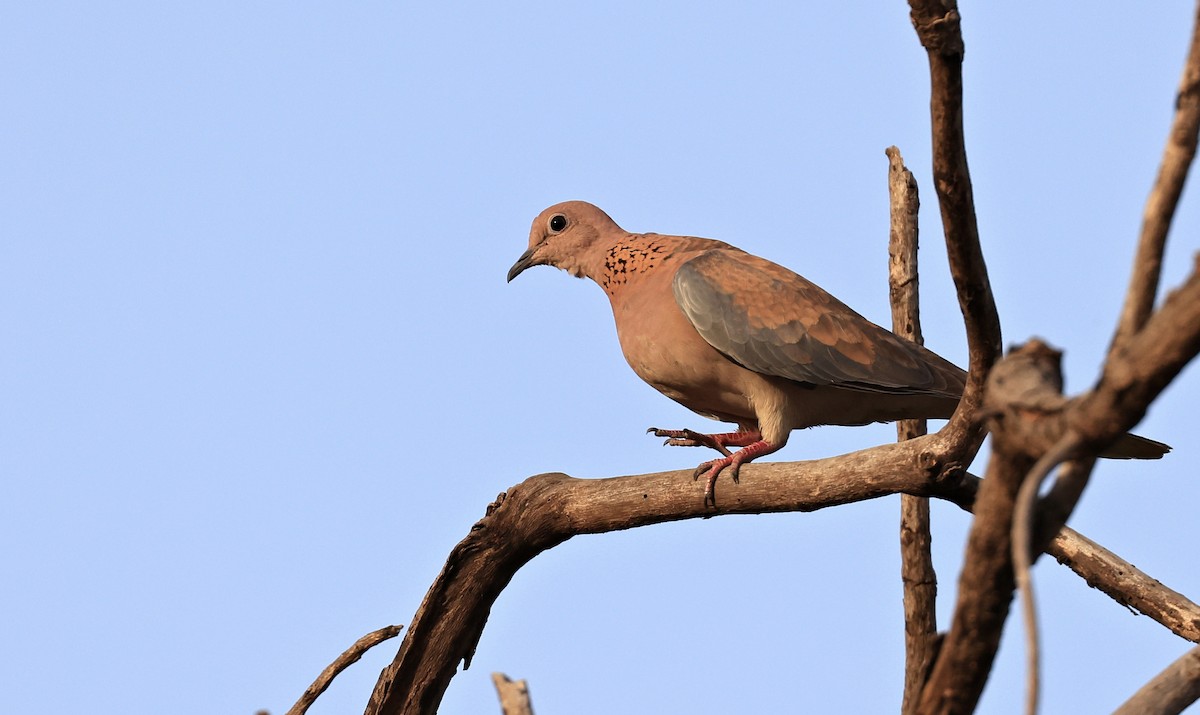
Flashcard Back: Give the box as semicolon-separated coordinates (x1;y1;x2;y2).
672;249;966;397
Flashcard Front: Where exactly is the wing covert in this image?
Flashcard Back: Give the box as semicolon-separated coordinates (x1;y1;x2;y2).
671;249;965;397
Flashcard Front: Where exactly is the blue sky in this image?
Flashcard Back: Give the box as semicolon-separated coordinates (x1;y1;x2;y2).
3;3;1198;714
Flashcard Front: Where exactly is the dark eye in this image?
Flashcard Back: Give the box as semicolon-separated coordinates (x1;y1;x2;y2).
549;214;568;232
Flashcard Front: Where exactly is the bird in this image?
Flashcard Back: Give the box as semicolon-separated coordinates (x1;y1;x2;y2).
507;201;1169;505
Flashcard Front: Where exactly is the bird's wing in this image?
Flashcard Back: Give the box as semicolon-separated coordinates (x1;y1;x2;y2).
672;248;966;397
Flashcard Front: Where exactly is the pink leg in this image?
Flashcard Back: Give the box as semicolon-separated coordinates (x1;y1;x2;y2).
647;427;762;457
693;439;782;508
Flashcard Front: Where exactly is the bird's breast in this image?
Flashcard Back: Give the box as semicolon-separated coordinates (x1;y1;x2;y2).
607;277;758;423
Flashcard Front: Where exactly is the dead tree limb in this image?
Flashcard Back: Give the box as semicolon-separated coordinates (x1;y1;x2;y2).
906;0;1002;440
362;448;1200;715
364;434;975;715
491;673;535;715
886;145;939;715
1047;527;1200;644
286;625;403;715
1112;645;1200;715
903;2;1020;711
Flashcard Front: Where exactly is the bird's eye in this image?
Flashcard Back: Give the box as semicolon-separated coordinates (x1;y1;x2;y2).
549;214;568;233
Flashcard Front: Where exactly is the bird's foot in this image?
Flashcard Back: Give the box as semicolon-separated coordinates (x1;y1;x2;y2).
691;439;779;508
647;427;762;458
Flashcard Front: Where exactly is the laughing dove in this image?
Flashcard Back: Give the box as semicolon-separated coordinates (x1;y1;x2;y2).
508;201;1168;505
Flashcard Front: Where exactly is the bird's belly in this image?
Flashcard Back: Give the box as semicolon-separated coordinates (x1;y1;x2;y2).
618;330;756;424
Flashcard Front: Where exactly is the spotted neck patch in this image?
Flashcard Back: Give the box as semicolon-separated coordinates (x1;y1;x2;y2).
600;234;671;296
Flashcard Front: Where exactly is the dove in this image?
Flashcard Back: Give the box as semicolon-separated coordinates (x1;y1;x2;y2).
507;201;1168;505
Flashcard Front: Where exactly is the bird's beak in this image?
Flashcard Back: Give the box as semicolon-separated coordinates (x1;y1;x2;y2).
507;247;540;283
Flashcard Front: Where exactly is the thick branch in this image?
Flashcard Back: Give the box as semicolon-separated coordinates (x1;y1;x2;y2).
920;450;1033;715
1078;259;1200;451
1112;645;1200;715
363;442;1200;715
364;435;971;715
1111;0;1200;347
886;145;938;715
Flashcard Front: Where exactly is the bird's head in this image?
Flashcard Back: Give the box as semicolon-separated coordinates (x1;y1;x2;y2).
507;201;622;283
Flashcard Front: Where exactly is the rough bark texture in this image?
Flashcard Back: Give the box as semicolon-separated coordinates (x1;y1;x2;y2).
365;435;975;715
886;145;939;715
1048;528;1200;644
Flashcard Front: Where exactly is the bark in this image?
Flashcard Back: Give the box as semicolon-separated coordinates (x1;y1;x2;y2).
886;145;939;715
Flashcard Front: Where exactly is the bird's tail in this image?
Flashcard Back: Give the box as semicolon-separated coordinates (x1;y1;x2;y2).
1100;432;1171;460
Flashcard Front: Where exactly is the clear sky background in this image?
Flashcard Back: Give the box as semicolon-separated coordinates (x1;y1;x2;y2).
4;3;1198;714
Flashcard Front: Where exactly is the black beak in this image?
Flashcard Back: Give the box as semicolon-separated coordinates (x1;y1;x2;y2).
506;247;539;283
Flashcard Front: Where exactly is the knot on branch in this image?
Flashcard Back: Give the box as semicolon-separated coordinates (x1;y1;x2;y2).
982;339;1070;459
909;4;964;57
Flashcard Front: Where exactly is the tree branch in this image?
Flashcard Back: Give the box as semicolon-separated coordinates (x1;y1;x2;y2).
907;0;1002;442
904;3;1018;711
1112;645;1200;715
1047;527;1200;644
361;444;1200;714
286;625;403;715
364;436;974;715
492;673;535;715
1077;258;1200;452
886;145;939;715
1110;0;1200;348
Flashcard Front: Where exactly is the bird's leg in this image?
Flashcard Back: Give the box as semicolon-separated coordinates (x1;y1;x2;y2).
693;439;782;507
646;427;762;457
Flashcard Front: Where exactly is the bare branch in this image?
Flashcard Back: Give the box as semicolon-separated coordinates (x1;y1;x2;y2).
1112;645;1200;715
945;472;1200;643
286;625;403;715
906;0;1003;442
905;3;1018;711
886;145;938;715
359;445;1200;715
1111;0;1200;347
492;673;535;715
1047;527;1200;644
1077;259;1200;452
364;435;973;715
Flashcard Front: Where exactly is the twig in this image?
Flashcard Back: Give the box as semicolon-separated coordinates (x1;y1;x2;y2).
1110;0;1200;349
1112;645;1200;715
886;145;938;715
286;625;403;715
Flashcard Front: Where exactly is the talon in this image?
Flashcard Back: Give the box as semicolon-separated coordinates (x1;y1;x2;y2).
703;469;720;508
